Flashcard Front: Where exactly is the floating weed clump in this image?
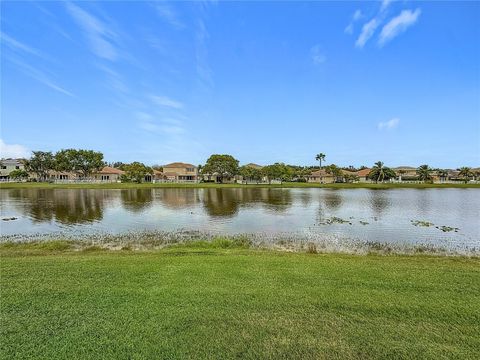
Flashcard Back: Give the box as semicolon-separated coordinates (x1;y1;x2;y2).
320;217;352;225
359;221;369;226
436;225;460;233
411;220;435;227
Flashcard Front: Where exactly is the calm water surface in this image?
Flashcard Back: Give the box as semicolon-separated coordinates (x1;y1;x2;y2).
1;188;479;250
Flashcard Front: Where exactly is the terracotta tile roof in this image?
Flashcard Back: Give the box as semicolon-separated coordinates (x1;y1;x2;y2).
356;168;371;177
98;166;125;175
163;162;196;168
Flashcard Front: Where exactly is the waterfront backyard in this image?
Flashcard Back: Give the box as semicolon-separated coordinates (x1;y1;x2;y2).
1;244;479;359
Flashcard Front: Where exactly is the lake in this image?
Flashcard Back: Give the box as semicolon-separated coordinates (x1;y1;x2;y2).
1;188;479;252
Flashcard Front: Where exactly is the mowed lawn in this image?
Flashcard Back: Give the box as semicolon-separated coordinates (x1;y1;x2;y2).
1;247;479;359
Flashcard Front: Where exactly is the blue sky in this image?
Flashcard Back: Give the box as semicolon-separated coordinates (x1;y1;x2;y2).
1;0;479;168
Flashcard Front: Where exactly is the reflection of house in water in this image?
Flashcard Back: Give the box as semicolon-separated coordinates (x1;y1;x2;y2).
201;188;293;217
120;189;153;212
7;189;107;224
155;188;201;209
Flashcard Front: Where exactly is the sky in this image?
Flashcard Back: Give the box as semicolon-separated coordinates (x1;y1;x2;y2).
1;0;479;168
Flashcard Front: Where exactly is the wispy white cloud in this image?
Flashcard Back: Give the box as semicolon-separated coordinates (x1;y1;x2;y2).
195;18;213;88
65;2;118;61
149;95;184;109
379;9;421;46
7;57;75;97
0;139;30;159
355;18;379;48
136;113;185;136
0;31;54;62
310;44;326;65
154;3;184;29
96;64;129;93
344;9;363;35
378;118;400;130
381;0;394;12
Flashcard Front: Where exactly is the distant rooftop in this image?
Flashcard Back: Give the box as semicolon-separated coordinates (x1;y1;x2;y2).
163;162;196;168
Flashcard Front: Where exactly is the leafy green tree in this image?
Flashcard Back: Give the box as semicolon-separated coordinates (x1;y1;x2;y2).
368;161;396;183
458;167;473;183
324;164;343;178
315;153;326;169
55;149;105;178
8;169;29;180
344;174;359;183
239;166;263;182
417;164;433;183
25;151;55;181
262;163;292;183
122;162;153;183
202;154;239;183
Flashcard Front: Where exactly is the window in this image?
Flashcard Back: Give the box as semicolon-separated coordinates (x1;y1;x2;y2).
187;167;194;172
101;175;109;180
1;166;6;169
15;166;20;169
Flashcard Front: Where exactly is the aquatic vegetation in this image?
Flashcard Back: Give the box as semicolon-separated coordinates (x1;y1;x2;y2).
359;221;369;225
411;220;435;227
436;225;460;233
1;217;18;221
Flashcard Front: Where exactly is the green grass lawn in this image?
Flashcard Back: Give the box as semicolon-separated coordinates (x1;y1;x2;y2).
1;243;479;359
1;181;478;190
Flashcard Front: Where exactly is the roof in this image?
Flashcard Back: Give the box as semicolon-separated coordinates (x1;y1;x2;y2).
98;166;125;175
163;162;196;168
0;158;25;165
309;169;332;177
394;166;416;170
341;169;357;176
356;168;371;177
244;163;263;169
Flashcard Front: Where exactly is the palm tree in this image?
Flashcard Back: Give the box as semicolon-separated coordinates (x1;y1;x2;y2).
458;167;473;183
368;161;396;183
315;153;326;170
437;169;449;182
416;164;432;183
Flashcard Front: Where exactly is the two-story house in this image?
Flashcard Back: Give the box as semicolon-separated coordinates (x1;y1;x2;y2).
162;162;198;181
0;158;26;180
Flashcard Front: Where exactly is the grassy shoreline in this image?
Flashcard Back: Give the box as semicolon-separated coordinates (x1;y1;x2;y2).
1;243;479;359
1;181;479;190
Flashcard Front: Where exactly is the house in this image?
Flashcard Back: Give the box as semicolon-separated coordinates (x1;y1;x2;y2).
0;158;26;180
48;171;78;181
394;166;418;181
161;162;198;182
307;169;336;183
93;166;125;182
356;168;371;182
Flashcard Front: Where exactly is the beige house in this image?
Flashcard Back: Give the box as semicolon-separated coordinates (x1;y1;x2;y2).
93;166;125;182
356;168;371;182
307;169;336;183
0;158;26;180
162;162;198;181
394;166;417;180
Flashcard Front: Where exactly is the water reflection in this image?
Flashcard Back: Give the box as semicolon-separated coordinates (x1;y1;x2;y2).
368;190;391;216
6;189;107;224
120;189;153;212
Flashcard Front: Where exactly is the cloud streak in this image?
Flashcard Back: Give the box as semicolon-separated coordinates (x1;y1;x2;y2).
150;95;184;109
154;3;184;29
355;18;379;48
378;118;400;130
7;57;75;97
65;2;118;61
379;9;421;46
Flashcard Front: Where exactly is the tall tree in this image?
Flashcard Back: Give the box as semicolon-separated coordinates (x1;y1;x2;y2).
55;149;105;178
239;165;262;182
122;162;153;183
315;153;326;169
262;163;292;183
324;164;343;180
437;169;449;182
202;154;239;183
458;167;473;183
367;161;396;183
25;151;55;181
417;165;433;183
